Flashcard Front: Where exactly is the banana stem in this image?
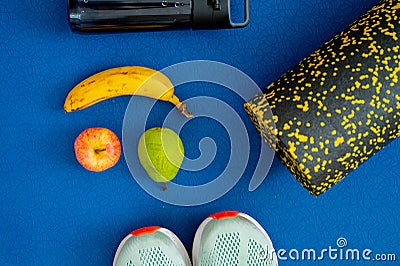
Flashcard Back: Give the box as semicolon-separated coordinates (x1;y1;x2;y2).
169;95;193;118
178;102;193;118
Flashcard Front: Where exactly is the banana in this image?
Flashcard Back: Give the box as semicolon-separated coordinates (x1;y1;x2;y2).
64;66;192;118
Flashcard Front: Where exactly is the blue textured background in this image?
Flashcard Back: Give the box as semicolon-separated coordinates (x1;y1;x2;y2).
0;0;399;265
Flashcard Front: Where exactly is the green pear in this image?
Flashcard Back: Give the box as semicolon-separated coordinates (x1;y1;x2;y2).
138;127;184;190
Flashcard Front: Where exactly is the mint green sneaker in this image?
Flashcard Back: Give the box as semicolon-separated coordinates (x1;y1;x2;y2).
192;211;278;266
113;226;192;266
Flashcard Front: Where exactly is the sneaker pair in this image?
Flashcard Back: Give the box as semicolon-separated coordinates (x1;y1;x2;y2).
113;211;278;266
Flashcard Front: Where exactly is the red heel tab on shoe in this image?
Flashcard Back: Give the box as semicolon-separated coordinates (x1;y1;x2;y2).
131;226;161;236
209;211;240;220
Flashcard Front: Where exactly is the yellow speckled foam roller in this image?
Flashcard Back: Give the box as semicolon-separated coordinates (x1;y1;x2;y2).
245;0;400;196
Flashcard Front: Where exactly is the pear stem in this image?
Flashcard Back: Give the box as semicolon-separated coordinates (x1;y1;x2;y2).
163;182;167;191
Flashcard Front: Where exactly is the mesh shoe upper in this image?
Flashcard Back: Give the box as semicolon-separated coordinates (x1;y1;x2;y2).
192;212;278;266
114;227;191;266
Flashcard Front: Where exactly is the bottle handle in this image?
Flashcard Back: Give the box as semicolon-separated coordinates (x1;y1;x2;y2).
230;0;250;28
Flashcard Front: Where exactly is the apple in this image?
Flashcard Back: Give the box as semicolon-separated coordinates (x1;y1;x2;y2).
74;127;121;172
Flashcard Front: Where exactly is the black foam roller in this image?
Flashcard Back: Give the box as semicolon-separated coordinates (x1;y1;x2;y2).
245;0;400;196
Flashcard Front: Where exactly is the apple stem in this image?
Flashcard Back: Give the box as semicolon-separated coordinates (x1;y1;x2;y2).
95;148;106;154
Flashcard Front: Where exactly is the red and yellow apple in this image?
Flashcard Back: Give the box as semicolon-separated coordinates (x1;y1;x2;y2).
74;127;121;172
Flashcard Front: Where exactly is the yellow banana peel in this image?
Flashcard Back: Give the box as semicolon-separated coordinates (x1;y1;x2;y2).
64;66;192;118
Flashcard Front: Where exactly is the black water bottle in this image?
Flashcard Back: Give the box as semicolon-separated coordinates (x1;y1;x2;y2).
68;0;250;32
